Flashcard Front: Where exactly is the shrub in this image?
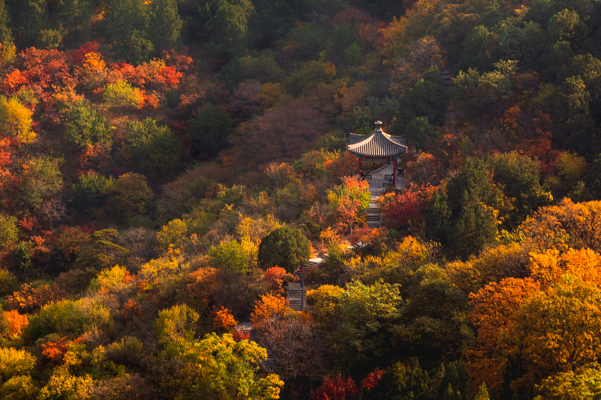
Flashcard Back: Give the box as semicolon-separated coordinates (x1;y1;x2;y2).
102;81;144;109
105;336;144;365
63;100;113;148
18;156;63;211
209;240;250;273
258;227;310;273
122;118;182;175
0;270;18;297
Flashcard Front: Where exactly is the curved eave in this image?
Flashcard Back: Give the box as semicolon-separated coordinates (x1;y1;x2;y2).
347;130;408;158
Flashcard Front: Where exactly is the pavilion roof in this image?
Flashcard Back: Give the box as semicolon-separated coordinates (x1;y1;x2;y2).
348;123;407;157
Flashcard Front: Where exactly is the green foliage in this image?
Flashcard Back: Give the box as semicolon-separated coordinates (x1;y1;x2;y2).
104;0;154;63
219;53;285;87
328;280;403;374
258;227;310;273
405;116;439;150
63;100;113;148
186;103;235;157
102;81;144;109
24;299;112;344
148;0;182;52
0;214;18;251
535;362;601;400
193;0;255;58
71;172;116;216
105;336;144;365
209;240;250;273
74;229;130;272
184;332;283;399
155;304;199;358
486;151;552;228
13;241;34;278
284;60;336;95
122;118;182;175
0;270;18;297
109;173;154;222
400;74;447;127
0;0;12;47
139;254;192;297
18;156;63;211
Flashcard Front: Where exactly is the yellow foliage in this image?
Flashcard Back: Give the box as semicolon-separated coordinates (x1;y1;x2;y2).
446;242;529;294
0;96;35;143
306;284;344;331
556;151;587;183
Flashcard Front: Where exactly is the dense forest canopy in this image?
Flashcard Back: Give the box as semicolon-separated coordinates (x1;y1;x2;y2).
1;0;601;398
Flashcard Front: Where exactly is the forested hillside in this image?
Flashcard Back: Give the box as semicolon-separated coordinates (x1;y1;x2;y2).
1;0;601;398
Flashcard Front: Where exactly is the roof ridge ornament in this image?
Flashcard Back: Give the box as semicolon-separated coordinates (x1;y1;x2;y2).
375;121;383;130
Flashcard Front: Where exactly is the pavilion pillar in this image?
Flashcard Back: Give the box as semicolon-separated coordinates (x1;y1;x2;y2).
393;157;397;188
358;157;363;179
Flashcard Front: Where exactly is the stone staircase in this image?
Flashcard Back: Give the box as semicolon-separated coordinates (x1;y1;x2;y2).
366;203;382;228
287;282;305;311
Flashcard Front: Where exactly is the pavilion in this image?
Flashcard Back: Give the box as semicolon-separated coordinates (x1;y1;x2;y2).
348;121;408;188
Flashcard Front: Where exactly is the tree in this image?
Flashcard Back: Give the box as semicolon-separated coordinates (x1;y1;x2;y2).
534;363;601;400
102;81;144;109
0;96;34;143
122;118;182;175
149;0;182;52
509;276;601;394
71;172;116;216
63;100;113;148
328;280;403;374
312;372;358;400
193;0;255;58
51;0;95;45
258;227;310;273
209;240;250;273
19;156;63;212
486;152;552;229
327;176;371;234
104;0;154;63
73;229;130;271
233;98;327;168
183;333;283;399
186;103;235;158
256;316;328;395
109;173;154;222
0;214;18;251
155;304;199;358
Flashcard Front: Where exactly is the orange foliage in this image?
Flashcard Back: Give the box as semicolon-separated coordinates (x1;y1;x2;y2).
323;151;357;179
529;248;601;288
2;310;28;338
6;283;67;313
214;306;238;332
264;266;297;295
359;367;384;390
466;278;541;393
184;267;224;314
520;199;601;254
41;336;71;363
349;226;387;247
121;299;143;320
250;293;292;326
